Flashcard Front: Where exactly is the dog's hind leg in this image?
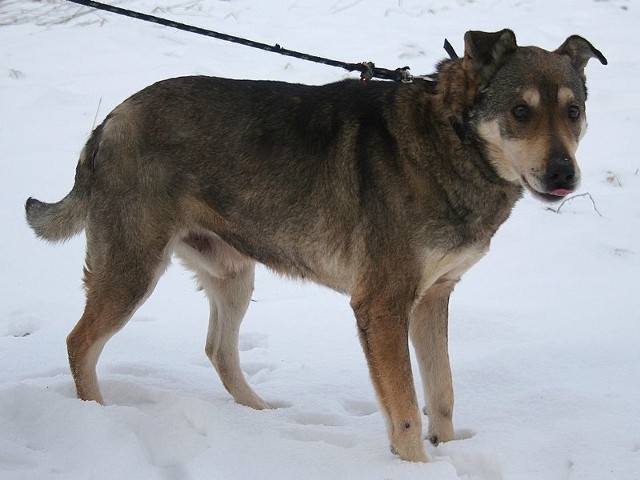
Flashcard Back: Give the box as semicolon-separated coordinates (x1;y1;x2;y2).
201;266;269;409
67;225;171;404
176;233;268;410
409;280;456;446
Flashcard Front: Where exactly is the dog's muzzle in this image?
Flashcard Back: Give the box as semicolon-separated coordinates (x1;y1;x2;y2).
520;154;580;203
542;154;579;198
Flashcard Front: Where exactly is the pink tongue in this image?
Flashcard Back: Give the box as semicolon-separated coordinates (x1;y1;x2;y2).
550;188;573;197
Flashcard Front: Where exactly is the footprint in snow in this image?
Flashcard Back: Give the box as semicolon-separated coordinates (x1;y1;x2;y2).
340;397;379;417
242;362;276;384
292;411;348;427
238;332;269;351
281;427;358;449
3;310;41;338
453;428;476;441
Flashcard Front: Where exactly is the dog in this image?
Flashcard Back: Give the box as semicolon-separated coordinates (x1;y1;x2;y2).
25;29;606;462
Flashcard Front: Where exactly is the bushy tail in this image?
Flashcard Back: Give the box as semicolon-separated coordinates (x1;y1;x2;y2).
25;127;100;242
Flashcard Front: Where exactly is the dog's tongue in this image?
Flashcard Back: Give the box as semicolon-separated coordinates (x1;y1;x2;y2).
549;188;573;197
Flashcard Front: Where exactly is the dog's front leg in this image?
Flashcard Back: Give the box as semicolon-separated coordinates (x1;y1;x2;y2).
351;292;428;462
409;280;456;445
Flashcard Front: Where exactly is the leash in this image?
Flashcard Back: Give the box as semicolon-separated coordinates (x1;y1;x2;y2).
443;39;459;60
64;0;417;83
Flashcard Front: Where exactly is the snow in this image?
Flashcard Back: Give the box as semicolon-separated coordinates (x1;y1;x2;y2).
1;0;639;478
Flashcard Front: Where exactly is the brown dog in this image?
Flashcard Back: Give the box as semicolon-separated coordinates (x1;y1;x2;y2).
26;29;606;462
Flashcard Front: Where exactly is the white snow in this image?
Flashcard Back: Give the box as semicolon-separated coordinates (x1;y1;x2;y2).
1;1;639;479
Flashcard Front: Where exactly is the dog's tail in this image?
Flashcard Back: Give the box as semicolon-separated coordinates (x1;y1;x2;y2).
25;125;101;242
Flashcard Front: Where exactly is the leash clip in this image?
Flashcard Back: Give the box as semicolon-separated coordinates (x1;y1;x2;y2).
395;66;413;83
360;62;375;82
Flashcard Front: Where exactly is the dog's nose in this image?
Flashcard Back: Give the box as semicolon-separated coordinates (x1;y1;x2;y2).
544;154;577;194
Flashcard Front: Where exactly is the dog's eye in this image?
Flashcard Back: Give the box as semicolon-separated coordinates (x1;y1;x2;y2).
512;105;530;122
567;106;581;122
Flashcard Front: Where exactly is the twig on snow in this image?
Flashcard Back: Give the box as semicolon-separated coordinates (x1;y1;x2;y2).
546;192;603;217
606;171;622;187
91;97;103;131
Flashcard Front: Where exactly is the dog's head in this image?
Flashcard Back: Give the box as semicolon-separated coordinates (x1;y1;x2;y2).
451;30;607;202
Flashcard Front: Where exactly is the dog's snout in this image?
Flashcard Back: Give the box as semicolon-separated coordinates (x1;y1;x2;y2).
544;154;577;194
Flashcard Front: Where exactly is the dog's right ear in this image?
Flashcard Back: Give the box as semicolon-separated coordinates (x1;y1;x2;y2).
463;29;517;90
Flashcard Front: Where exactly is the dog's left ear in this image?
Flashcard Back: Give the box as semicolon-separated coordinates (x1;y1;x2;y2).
555;35;608;78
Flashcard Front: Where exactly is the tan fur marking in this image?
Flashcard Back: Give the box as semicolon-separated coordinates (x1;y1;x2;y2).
578;116;588;140
557;86;576;105
410;280;456;445
417;245;487;300
351;290;428;462
522;88;541;108
477;120;521;183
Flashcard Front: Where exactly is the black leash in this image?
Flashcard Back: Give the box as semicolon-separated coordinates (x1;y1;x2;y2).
65;0;416;82
443;39;459;60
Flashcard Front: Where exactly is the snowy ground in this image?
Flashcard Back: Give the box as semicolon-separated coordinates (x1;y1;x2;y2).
1;0;639;479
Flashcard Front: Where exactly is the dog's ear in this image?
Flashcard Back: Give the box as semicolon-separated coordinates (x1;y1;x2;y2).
463;29;517;89
555;35;608;77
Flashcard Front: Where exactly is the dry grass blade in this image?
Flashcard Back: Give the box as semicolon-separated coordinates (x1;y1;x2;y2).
0;0;102;27
0;0;209;26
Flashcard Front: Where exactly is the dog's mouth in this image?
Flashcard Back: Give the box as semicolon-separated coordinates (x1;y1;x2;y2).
521;177;574;203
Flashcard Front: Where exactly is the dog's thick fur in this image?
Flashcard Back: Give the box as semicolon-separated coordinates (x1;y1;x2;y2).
26;30;606;462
